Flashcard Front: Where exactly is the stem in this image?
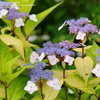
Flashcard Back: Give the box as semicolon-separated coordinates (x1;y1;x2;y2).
61;62;66;80
82;46;84;58
63;69;66;79
11;20;15;36
4;85;8;100
98;96;100;100
39;79;44;100
78;90;82;100
61;63;68;99
95;94;100;100
62;81;68;100
0;81;8;100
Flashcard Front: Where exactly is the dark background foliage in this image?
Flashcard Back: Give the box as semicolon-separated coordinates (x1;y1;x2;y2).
31;0;100;43
0;0;100;43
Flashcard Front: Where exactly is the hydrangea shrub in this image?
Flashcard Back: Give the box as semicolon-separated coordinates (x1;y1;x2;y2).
0;0;100;100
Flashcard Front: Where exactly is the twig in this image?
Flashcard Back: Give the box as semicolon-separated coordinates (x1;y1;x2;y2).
39;79;44;100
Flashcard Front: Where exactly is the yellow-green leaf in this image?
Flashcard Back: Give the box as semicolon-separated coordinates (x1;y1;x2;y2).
8;75;28;100
0;35;24;58
73;46;91;53
0;87;5;99
89;77;100;87
43;70;63;100
65;71;95;94
75;56;94;81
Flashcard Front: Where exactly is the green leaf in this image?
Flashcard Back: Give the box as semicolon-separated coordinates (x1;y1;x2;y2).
0;40;32;83
90;95;98;100
31;96;42;100
43;70;63;100
73;46;91;53
14;28;26;40
8;75;28;100
0;64;32;84
0;86;5;99
86;43;100;64
24;2;62;36
75;56;94;82
6;0;36;13
0;35;24;58
65;71;95;94
80;93;90;100
0;40;18;75
55;86;69;100
89;77;100;87
31;92;42;100
95;85;100;95
8;64;32;82
24;48;33;63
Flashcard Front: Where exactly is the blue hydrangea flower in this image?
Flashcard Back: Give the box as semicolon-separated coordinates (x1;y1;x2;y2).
29;62;53;82
56;48;75;57
7;8;28;20
37;46;75;56
59;17;98;34
43;41;60;48
96;56;100;63
37;41;76;57
37;47;57;55
76;18;91;25
69;25;80;34
65;19;76;26
35;62;47;70
65;18;90;26
0;1;12;9
59;41;80;49
80;24;98;33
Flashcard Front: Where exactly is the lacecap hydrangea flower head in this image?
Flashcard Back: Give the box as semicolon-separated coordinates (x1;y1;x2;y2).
0;1;38;27
24;41;81;94
30;41;81;66
59;17;99;41
24;62;62;94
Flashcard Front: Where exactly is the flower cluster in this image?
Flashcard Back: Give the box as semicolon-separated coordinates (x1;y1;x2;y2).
30;41;80;66
24;41;81;94
0;1;38;27
24;62;61;94
37;41;75;57
29;62;53;82
59;17;98;41
59;40;81;49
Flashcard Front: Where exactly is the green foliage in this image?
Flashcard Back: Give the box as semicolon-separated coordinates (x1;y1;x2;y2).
42;71;63;100
75;56;94;82
0;85;5;99
86;43;100;64
24;2;62;36
80;93;90;100
95;85;100;95
90;95;98;100
0;40;18;77
65;71;95;94
0;40;32;84
0;35;24;58
55;86;68;100
8;75;28;100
